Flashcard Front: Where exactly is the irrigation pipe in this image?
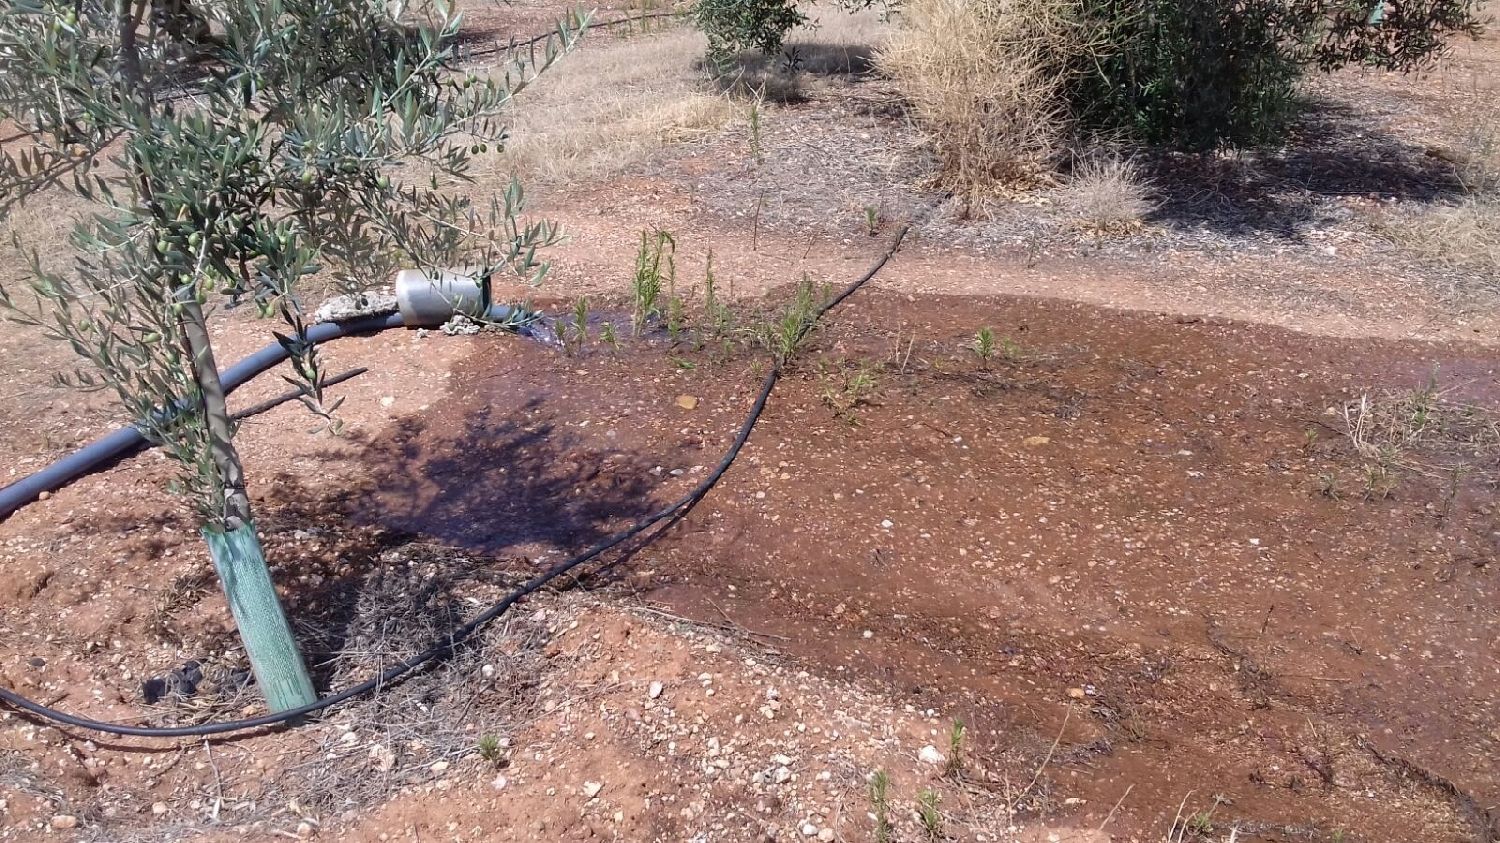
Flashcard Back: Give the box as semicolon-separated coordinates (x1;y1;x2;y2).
0;307;537;521
0;225;909;739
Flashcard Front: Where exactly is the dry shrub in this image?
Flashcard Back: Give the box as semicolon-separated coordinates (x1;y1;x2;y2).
877;0;1080;202
489;28;737;186
1455;113;1500;195
1395;196;1500;274
1389;110;1500;275
1056;153;1156;234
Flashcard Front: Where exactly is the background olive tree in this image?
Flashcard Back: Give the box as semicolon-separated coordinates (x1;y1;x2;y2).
0;0;581;711
1069;0;1484;150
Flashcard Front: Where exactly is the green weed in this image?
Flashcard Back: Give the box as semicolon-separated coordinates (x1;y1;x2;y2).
632;229;676;336
973;327;996;361
1316;472;1342;500
570;296;591;353
945;719;966;778
821;365;879;425
478;734;502;763
868;769;892;843
749;97;765;165
757;274;824;366
600;322;619;350
918;788;944;840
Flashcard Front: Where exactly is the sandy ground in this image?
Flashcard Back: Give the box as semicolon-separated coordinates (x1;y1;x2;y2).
2;7;1499;843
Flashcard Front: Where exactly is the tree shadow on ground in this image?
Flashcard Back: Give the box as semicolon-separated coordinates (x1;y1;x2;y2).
350;397;661;553
1135;97;1467;240
714;42;879;102
251;394;666;690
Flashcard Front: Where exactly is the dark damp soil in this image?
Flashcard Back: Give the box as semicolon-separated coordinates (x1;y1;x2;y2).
332;290;1500;843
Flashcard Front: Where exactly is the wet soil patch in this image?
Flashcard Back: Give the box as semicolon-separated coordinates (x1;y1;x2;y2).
341;290;1499;842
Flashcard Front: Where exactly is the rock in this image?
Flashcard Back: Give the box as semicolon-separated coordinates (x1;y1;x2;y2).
296;820;314;838
368;744;396;772
492;774;509;791
675;395;699;411
648;681;664;700
583;781;604;799
801;822;819;837
50;815;78;830
313;291;397;323
379;396;395;407
429;760;449;773
918;745;946;765
1067;687;1087;700
772;754;794;766
151;802;168;816
818;829;836;842
37;491;51;501
1023;435;1051;447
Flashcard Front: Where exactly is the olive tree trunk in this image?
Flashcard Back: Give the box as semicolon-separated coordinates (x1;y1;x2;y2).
180;298;316;712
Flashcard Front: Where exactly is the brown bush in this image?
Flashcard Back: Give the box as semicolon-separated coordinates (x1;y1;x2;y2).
1056;152;1156;235
876;0;1082;204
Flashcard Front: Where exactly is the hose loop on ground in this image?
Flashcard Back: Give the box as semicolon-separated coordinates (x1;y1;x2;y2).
0;226;908;739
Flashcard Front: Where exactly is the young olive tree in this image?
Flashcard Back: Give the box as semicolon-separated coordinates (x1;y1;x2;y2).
0;0;582;711
695;0;893;69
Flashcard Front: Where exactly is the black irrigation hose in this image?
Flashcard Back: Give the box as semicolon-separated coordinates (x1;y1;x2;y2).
0;225;909;739
463;8;692;60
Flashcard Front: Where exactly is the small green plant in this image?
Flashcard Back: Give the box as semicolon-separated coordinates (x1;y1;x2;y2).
758;274;824;366
864;205;881;236
918;788;944;840
667;294;688;345
945;719;966;778
973;327;996;361
570;296;591;353
1331;830;1347;843
1185;811;1214;836
478;734;503;763
1362;458;1399;500
1316;472;1342;501
632;229;676;336
749;98;766;165
868;769;892;843
600;322;619;350
822;365;879;425
703;253;738;358
1302;428;1320;453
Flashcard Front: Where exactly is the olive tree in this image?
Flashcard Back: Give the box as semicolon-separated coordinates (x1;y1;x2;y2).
0;0;581;711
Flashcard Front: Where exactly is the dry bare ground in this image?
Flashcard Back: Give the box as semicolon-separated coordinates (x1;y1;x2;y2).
2;3;1500;843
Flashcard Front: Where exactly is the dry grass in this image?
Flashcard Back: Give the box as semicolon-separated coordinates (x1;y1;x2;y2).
1337;376;1500;500
1387;106;1500;276
1395;196;1500;274
1056;153;1156;235
876;0;1080;204
488;27;738;186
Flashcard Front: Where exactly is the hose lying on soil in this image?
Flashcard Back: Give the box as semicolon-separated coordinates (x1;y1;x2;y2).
0;226;909;739
0;306;539;521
